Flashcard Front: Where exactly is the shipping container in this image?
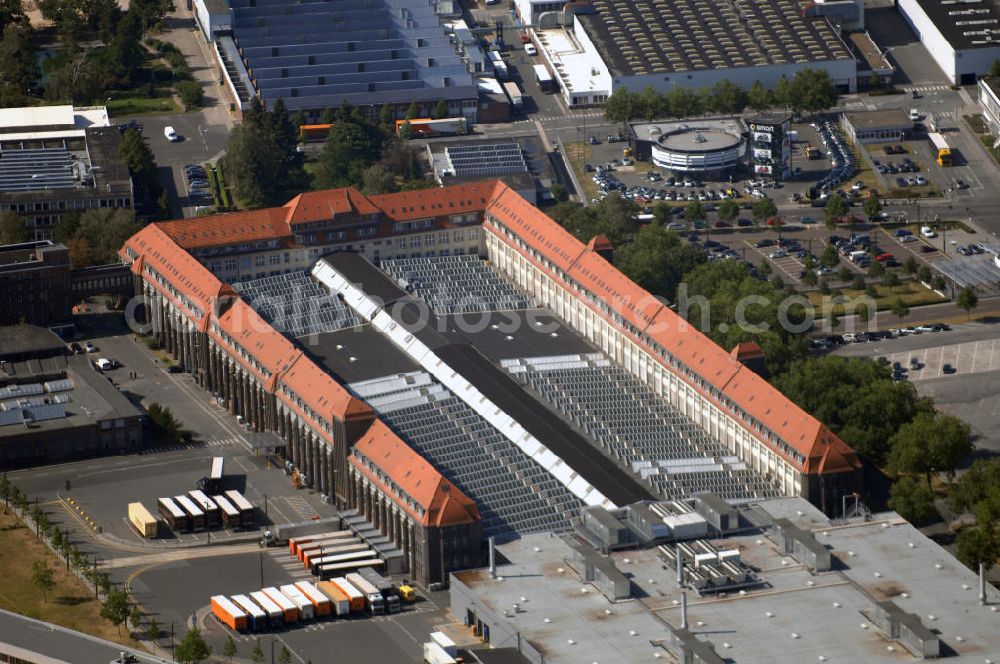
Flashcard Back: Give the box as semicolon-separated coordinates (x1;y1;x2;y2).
249;590;284;627
316;558;385;581
212;494;241;528
316;580;351;616
345;572;385;614
211;595;248;631
303;541;366;568
327;577;366;613
224;490;255;526
128;502;158;538
289;531;346;557
309;548;374;575
173;494;206;532
423;642;458;664
262;587;300;623
231;594;267;631
294;580;332;617
298;533;358;562
204;456;224;494
534;64;557;93
157;497;189;532
188;490;220;528
279;584;315;620
430;631;458;657
298;123;333;143
394;117;468;137
503;81;523;109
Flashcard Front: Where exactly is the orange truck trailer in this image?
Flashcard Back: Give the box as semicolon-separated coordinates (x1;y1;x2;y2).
316;580;351;616
294;580;332;617
262;586;300;624
211;595;248;631
328;577;365;613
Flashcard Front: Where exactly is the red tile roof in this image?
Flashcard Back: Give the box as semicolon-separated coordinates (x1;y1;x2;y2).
278;354;372;426
731;341;766;361
283;187;380;225
157;208;291;250
369;181;497;222
350;421;481;528
483;183;860;475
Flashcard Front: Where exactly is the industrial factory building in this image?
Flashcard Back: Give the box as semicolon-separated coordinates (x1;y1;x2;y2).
120;181;861;584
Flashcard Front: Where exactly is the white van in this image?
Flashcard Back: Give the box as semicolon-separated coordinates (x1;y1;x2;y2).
909;109;920;122
921;226;936;238
164;126;180;142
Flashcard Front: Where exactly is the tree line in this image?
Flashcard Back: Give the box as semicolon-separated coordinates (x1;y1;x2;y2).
603;68;838;123
223;98;432;209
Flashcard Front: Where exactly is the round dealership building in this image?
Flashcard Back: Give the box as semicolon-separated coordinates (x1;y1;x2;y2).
628;118;746;178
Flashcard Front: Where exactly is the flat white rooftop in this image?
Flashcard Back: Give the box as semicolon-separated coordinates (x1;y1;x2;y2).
535;27;609;98
0;105;109;134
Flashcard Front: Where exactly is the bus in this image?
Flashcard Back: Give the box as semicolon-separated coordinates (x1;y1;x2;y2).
224;489;255;526
157;497;189;532
174;494;206;532
928;132;952;166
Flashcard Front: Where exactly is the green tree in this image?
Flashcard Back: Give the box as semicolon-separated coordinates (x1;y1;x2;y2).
711;79;747;114
118;128;162;211
175;627;212;664
862;195;882;222
177;80;204;110
718;199;739;225
950;459;1000;513
990;59;1000;79
550;183;568;203
105;10;143;84
603;87;637;123
887;412;972;485
752;197;777;226
313;119;385;190
100;588;130;636
887;476;938;525
31;561;54;602
868;261;886;278
637;86;666;119
65;209;139;267
685;200;706;227
857;303;871;324
432;99;449;119
882;270;900;287
820;244;839;268
957;285;979;318
279;645;292;664
824;195;848;225
222;635;238;662
772;355;924;465
0;210;28;244
747;80;771;111
0;0;27;32
616;222;706;301
251;638;264;664
890;297;909;321
956;525;1000;571
791;68;838;114
129;604;142;630
147;617;162;643
772;75;793;110
666;86;699;118
0;22;37;105
404;102;419;120
802;270;818;287
379;104;394;127
931;274;946;291
359;164;398;195
916;265;932;283
901;255;918;276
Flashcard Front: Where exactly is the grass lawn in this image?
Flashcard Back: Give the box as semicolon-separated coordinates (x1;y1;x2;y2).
807;280;947;315
563;142;598;201
0;511;140;648
106;94;179;117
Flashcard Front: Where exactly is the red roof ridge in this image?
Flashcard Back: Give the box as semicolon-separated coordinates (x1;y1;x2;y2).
350;421;480;527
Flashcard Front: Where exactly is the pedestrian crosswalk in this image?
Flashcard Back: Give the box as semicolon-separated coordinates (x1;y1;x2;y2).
283;494;320;521
138;437;236;455
903;84;951;93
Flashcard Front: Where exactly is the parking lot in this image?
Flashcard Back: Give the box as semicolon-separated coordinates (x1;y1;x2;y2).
834;322;1000;452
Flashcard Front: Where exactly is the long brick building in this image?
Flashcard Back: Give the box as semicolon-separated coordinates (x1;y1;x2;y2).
120;181;860;584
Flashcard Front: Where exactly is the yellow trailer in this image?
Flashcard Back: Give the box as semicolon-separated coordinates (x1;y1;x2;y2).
128;502;158;538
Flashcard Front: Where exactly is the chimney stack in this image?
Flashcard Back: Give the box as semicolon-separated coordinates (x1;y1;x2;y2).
676;549;684;586
980;561;988;605
489;536;497;578
681;592;688;630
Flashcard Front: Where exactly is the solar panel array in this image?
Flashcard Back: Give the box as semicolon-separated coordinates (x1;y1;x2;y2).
228;0;475;110
351;371;581;539
581;0;850;76
232;271;360;338
504;354;778;503
380;255;531;314
445;143;528;178
0;147;77;192
932;256;1000;297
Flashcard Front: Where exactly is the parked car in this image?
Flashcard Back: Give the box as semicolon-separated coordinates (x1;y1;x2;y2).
84;341;97;353
942;363;956;374
524;43;537;56
69;343;83;354
164;126;180;142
